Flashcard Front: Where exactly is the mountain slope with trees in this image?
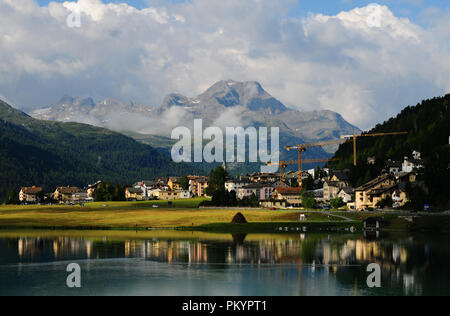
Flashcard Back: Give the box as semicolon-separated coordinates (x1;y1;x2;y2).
0;99;199;202
331;94;450;209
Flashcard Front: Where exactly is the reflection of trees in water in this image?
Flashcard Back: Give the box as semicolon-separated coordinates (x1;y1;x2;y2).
0;234;318;265
232;234;246;245
118;234;450;295
1;237;127;263
121;236;311;265
2;233;450;295
331;234;450;296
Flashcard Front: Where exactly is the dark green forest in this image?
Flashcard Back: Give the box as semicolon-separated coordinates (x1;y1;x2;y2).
331;94;450;209
0;99;200;202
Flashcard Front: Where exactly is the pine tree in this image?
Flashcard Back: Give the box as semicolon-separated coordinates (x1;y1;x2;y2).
5;189;19;205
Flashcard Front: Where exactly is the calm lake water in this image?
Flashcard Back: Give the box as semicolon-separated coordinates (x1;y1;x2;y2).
0;229;449;296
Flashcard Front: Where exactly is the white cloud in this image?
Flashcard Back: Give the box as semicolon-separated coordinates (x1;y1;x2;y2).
0;0;449;129
212;106;249;129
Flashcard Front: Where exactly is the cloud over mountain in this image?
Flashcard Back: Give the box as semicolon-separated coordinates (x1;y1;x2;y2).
0;0;449;128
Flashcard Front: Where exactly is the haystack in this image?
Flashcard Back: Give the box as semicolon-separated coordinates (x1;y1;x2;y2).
231;212;247;224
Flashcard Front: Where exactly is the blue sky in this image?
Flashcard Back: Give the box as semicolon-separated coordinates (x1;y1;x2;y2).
36;0;450;24
295;0;449;23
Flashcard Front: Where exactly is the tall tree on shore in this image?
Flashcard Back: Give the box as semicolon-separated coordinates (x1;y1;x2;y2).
206;166;229;196
180;175;190;191
302;174;315;191
206;166;231;206
94;182;125;201
5;189;19;205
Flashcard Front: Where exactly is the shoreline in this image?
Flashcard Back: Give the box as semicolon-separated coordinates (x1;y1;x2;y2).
0;221;361;233
0;221;448;234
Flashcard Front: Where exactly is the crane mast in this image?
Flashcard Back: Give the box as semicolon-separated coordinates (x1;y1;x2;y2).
340;131;408;166
284;139;348;190
269;131;407;190
267;158;339;188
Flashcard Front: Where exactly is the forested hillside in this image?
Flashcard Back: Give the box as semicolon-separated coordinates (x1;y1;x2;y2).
0;99;199;201
331;94;450;209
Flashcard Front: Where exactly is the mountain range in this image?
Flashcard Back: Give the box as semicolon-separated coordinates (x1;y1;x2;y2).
0;99;199;201
30;81;361;159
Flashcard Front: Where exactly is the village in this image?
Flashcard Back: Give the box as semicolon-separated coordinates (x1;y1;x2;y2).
16;150;425;212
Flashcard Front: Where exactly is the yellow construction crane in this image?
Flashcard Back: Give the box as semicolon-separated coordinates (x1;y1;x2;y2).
266;158;339;188
340;131;408;166
285;140;348;189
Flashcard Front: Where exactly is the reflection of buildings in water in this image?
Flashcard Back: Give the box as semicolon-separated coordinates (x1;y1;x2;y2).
226;239;300;265
18;238;23;258
123;240;209;264
403;273;421;296
86;241;92;259
392;244;408;264
315;239;411;267
13;234;424;295
18;237;47;260
124;240;141;258
321;243;343;266
53;240;58;257
52;237;83;259
14;236;313;266
279;237;423;296
123;238;310;265
14;236;412;269
325;239;422;295
16;237;89;261
188;242;208;263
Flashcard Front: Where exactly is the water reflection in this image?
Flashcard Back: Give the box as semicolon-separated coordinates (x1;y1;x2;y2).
1;231;449;296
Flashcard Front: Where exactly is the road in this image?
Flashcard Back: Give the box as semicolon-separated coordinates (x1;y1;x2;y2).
319;211;354;222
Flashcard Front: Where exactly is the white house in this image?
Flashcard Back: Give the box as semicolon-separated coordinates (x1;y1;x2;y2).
402;157;424;173
19;187;43;203
337;188;354;203
237;183;276;201
225;178;252;192
72;192;94;203
154;190;192;200
412;151;421;160
179;190;192;199
133;180;158;199
148;188;162;198
392;189;408;208
385;159;402;174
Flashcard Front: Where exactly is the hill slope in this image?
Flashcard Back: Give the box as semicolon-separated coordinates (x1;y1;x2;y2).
0;99;198;201
331;94;450;209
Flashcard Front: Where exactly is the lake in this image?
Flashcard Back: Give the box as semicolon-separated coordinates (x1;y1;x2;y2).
0;229;449;296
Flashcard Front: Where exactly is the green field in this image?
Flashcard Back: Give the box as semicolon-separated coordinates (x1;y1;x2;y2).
0;199;356;230
85;197;207;209
2;199;446;233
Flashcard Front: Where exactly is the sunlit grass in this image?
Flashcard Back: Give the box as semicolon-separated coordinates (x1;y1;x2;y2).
0;200;348;229
0;229;326;242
